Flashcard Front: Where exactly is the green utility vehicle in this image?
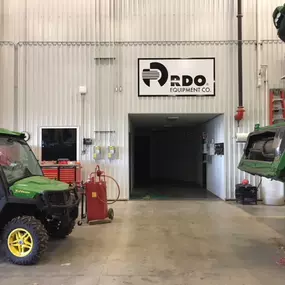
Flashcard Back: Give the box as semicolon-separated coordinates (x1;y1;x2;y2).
0;128;79;265
238;123;285;182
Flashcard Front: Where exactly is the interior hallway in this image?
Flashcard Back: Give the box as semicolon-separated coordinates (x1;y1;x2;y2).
1;200;285;284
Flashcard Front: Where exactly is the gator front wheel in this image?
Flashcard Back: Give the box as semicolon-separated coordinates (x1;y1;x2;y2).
3;216;48;265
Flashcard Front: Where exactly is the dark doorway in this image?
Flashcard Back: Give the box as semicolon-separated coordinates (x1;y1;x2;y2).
134;135;151;187
129;114;222;200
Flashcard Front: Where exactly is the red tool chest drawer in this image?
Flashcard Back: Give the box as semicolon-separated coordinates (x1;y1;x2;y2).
59;167;76;184
41;163;82;186
42;167;58;180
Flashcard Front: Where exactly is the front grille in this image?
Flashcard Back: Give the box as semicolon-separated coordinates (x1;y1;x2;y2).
44;188;77;206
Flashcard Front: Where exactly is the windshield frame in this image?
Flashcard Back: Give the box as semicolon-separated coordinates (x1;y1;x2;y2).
0;135;43;186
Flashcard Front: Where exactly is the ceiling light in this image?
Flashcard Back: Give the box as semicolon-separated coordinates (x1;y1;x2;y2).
167;116;179;120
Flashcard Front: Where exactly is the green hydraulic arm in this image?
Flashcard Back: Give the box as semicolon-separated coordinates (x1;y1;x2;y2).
273;4;285;42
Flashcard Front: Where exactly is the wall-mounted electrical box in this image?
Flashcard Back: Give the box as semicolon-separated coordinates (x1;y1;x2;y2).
93;146;103;160
83;138;93;145
79;86;87;95
214;143;224;155
107;146;117;160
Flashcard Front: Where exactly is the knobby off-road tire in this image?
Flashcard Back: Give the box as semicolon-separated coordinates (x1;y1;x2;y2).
2;216;48;265
47;220;75;239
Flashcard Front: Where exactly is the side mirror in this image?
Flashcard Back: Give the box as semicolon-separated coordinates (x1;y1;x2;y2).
22;131;31;142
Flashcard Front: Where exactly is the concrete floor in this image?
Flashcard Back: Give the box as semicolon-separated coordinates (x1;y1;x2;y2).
131;182;217;200
1;201;285;284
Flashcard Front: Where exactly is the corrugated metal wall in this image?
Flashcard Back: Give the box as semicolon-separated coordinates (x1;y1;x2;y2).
0;0;284;199
2;0;282;42
3;0;237;42
0;43;15;129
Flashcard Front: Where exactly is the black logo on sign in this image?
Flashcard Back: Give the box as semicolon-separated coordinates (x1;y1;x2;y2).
142;62;207;88
142;62;169;87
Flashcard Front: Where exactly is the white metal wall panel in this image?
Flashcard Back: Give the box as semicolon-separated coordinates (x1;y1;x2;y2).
2;0;116;42
0;43;15;129
2;0;284;42
1;0;26;42
3;0;237;42
3;0;282;42
16;44;125;199
243;0;285;41
262;42;285;89
258;0;280;40
116;0;236;42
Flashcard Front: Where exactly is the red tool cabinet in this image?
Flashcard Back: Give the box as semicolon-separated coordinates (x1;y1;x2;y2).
41;163;82;186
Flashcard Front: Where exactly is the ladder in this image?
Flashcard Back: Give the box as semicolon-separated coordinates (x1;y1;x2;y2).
269;89;285;125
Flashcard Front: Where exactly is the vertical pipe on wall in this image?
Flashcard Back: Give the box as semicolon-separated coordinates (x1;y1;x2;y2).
237;0;243;107
256;0;262;88
23;0;28;131
13;44;18;130
262;64;269;123
0;0;4;41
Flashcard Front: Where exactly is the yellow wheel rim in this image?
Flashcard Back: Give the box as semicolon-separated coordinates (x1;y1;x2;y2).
7;228;34;258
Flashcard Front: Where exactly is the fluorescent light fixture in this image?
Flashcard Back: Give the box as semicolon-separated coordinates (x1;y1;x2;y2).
167;116;179;120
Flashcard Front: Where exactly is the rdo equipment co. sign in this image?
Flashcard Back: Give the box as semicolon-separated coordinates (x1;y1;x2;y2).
138;58;215;97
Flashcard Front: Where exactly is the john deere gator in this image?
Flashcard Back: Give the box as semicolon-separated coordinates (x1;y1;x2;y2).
0;128;79;265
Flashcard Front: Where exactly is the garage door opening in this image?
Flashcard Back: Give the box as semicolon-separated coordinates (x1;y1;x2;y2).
129;113;225;200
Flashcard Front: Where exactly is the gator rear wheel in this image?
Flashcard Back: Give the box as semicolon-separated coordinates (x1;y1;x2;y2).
3;216;48;265
47;220;75;239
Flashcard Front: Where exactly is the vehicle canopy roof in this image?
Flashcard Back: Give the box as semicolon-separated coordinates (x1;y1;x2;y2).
0;128;23;138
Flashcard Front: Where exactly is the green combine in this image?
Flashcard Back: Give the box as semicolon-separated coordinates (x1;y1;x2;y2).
0;129;79;265
238;123;285;182
238;5;285;180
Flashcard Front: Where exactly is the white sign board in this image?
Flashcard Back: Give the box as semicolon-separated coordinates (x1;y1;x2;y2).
138;58;215;97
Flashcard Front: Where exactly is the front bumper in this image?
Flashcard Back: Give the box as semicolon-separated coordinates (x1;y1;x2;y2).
41;187;80;223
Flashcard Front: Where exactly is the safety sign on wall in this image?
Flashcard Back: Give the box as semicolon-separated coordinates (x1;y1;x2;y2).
138;58;215;97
